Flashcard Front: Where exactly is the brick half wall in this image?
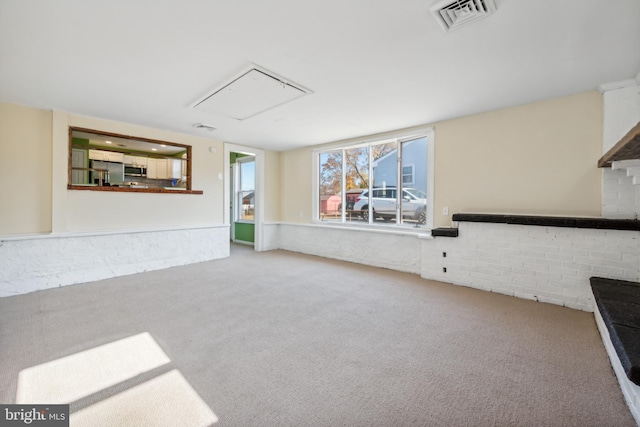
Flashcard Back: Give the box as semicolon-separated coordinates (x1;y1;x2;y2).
421;222;640;311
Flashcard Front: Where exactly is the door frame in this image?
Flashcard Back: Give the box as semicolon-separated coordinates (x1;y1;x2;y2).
224;143;265;251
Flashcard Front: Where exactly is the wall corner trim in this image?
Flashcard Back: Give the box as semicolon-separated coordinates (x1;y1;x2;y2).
598;79;638;93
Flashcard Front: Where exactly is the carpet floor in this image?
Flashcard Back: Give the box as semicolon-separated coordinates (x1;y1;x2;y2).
0;244;635;426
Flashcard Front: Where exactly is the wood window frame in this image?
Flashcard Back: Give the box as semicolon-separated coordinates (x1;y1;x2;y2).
67;127;203;195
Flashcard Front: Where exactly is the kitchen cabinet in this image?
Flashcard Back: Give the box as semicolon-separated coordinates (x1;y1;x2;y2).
135;156;148;167
89;149;124;163
124;155;148;167
147;158;169;179
89;149;105;161
156;159;169;179
147;158;157;179
107;152;124;163
169;159;182;179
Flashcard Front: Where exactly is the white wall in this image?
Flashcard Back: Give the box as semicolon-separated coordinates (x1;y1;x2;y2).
601;81;640;219
278;223;424;275
273;221;639;312
422;222;639;311
59;111;225;232
0;103;230;296
0;226;229;297
598;77;640;424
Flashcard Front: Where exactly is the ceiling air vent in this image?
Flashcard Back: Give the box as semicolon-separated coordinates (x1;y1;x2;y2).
193;123;216;131
430;0;496;33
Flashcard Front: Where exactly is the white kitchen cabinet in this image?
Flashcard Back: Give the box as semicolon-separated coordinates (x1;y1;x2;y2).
90;149;124;163
147;158;157;178
124;155;148;167
169;159;182;179
106;152;124;163
89;149;106;161
156;159;169;179
147;158;169;179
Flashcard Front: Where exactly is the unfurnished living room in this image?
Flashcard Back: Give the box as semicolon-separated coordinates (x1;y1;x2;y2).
1;1;640;426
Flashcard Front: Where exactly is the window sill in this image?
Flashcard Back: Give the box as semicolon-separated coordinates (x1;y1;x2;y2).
68;185;203;195
304;220;433;238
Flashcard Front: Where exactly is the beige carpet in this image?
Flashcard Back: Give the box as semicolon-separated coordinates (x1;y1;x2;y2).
0;244;635;426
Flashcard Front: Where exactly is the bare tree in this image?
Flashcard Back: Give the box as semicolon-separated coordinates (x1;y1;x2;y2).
319;143;397;195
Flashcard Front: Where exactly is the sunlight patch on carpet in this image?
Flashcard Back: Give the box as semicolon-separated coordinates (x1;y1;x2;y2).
16;332;170;403
70;369;218;426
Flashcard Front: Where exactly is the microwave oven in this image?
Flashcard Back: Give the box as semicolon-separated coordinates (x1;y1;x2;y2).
124;165;147;177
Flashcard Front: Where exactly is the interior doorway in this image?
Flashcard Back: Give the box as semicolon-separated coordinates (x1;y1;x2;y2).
230;152;255;245
224;143;264;251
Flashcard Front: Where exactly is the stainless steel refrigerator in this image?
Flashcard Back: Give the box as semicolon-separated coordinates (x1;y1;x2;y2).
90;160;124;185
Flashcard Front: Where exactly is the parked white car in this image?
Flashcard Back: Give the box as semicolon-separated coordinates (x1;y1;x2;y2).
353;187;427;224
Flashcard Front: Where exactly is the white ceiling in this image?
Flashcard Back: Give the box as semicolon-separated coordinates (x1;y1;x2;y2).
1;0;639;151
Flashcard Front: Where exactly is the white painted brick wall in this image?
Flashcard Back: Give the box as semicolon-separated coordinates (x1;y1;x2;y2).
602;83;640;219
421;222;640;311
274;221;640;311
278;223;424;275
594;308;640;425
0;226;230;297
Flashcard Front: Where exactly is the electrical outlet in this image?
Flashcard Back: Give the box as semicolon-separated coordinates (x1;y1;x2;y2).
442;207;449;215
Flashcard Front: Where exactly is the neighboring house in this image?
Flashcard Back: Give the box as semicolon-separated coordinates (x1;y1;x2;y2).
372;137;427;193
320;194;341;213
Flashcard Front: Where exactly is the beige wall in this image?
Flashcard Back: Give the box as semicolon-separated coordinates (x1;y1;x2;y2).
2;90;603;235
0;102;225;235
0;103;52;235
263;150;282;222
60;113;225;232
280;147;314;223
435;91;602;226
279;91;603;227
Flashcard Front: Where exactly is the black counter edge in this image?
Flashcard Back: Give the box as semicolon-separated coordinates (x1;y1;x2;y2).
431;228;459;237
452;213;640;231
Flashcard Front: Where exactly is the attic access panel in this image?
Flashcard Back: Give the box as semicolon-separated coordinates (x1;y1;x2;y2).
193;68;310;120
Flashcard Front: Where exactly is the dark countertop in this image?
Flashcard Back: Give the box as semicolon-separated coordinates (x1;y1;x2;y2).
452;213;640;231
590;277;640;386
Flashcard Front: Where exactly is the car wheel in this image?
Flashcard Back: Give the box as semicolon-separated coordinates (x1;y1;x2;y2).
362;206;373;222
417;209;426;225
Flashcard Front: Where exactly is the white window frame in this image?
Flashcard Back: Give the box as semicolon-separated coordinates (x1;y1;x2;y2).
235;156;255;223
312;127;434;230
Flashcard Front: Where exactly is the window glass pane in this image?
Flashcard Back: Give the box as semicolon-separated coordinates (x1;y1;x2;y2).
319;151;342;221
370;142;398;223
400;137;427;225
238;159;255;221
345;147;368;222
316;133;429;228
